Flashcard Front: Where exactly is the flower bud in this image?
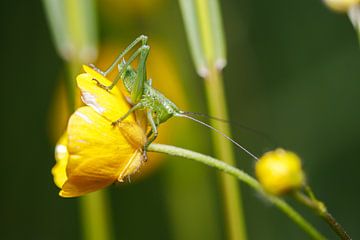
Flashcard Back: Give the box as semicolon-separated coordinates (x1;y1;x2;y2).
255;149;305;195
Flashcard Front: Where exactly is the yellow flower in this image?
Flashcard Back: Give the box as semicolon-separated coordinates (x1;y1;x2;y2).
255;148;305;195
99;0;165;23
323;0;359;13
52;65;146;197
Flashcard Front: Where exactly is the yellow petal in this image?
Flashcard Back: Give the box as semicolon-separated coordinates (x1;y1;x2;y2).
52;133;69;188
77;65;135;122
60;106;146;197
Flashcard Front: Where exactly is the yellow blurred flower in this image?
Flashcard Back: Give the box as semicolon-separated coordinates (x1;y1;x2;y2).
323;0;359;13
255;148;305;195
52;65;147;197
100;0;165;23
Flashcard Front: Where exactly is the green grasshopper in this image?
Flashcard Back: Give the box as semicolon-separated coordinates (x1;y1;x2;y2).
91;35;257;160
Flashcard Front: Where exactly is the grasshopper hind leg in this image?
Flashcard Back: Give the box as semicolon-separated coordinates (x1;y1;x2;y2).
91;35;149;91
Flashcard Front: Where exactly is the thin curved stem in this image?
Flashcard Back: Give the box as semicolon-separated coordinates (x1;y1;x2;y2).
148;143;326;240
294;191;351;240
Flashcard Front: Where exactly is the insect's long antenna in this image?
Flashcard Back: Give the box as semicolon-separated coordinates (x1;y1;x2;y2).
175;113;259;160
182;111;276;146
182;111;249;127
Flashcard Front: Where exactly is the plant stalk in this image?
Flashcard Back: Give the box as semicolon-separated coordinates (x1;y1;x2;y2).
80;190;114;240
204;66;247;240
193;0;246;238
294;191;351;240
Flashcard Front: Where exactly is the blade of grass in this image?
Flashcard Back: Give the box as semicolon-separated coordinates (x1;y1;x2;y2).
204;66;247;240
65;0;98;62
208;0;226;69
42;0;71;60
178;0;208;77
178;0;247;239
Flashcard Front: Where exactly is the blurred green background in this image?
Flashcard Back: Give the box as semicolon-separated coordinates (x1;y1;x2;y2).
1;0;359;239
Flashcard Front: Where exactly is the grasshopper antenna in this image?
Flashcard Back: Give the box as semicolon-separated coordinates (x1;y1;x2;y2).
176;112;259;160
182;111;276;147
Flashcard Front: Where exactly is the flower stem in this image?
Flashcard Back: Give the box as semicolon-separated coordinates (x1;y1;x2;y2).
204;66;248;240
80;191;114;240
148;143;327;240
197;1;247;238
294;191;351;240
178;0;245;237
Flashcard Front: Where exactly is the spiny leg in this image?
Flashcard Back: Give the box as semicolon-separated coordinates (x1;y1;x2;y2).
104;35;148;76
111;103;143;126
143;110;158;160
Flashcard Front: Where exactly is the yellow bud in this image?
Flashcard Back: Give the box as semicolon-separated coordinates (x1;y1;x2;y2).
255;149;305;195
323;0;360;13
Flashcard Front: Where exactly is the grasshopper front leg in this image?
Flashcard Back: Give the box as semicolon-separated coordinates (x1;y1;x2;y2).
111;103;143;126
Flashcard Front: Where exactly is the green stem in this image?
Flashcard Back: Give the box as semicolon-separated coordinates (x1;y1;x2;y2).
178;0;206;76
80;191;114;240
294;191;351;240
204;66;247;240
177;1;241;237
148;143;327;240
195;1;246;238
